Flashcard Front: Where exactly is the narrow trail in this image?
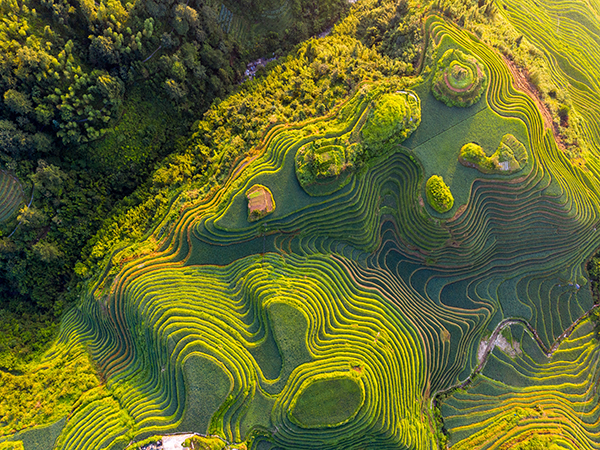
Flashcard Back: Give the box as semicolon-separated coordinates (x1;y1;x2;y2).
431;303;599;410
502;56;554;131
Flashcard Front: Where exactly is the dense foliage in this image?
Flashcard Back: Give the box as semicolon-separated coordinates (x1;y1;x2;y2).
459;142;493;170
361;91;420;149
587;255;600;302
182;435;236;449
0;343;99;435
459;134;527;174
425;174;453;213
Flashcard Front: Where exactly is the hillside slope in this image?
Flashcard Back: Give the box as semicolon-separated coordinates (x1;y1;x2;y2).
2;1;600;449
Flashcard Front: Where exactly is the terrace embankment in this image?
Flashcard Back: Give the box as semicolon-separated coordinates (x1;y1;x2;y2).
502;55;567;152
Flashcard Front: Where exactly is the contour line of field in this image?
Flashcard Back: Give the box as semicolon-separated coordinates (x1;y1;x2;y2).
443;71;476;92
431;302;599;412
442;61;483;93
7;182;34;239
501;54;566;150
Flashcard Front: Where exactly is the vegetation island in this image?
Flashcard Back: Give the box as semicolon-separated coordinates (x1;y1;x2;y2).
295;89;421;195
245;184;275;222
426;175;454;213
459;134;528;174
432;48;488;107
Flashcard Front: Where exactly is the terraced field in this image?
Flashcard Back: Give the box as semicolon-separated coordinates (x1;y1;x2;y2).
497;0;600;163
0;171;25;224
443;318;600;449
4;7;600;450
213;0;294;43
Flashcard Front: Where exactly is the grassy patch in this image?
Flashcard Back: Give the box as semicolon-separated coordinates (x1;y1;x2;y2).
268;302;312;375
0;418;66;450
411;105;530;217
179;354;232;435
247;322;283;381
289;376;363;428
239;389;275;440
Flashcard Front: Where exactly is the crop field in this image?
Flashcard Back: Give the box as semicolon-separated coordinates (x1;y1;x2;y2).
0;171;25;224
443;319;600;449
497;0;600;162
4;4;600;450
210;0;293;44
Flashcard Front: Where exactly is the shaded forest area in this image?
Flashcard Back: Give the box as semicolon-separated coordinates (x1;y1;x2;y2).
0;0;350;370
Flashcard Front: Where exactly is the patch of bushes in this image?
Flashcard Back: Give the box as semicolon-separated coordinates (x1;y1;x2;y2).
0;343;99;436
459;134;527;173
426;175;454;213
431;48;488;107
361;91;421;151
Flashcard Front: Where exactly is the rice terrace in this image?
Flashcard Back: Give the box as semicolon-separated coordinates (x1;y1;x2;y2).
2;0;600;449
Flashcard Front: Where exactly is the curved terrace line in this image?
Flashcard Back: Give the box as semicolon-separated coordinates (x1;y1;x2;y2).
431;303;599;410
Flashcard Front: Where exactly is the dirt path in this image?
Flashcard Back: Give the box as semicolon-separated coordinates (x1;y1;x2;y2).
502;56;564;148
431;304;598;410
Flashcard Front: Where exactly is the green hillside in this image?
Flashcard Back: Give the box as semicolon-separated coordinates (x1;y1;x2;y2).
0;0;350;369
2;0;600;449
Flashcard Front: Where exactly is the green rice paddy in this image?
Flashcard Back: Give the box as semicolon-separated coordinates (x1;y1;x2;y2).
289;375;364;428
4;6;600;450
443;318;600;449
0;171;25;224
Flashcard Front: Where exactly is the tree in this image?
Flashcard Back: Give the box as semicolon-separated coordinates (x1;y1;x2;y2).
173;5;198;36
34;104;54;126
426;175;454;213
32;241;63;263
17;206;46;228
31;160;68;197
89;36;118;68
0;120;33;158
92;73;124;103
3;90;33;116
32;133;53;154
160;32;178;49
164;79;187;101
